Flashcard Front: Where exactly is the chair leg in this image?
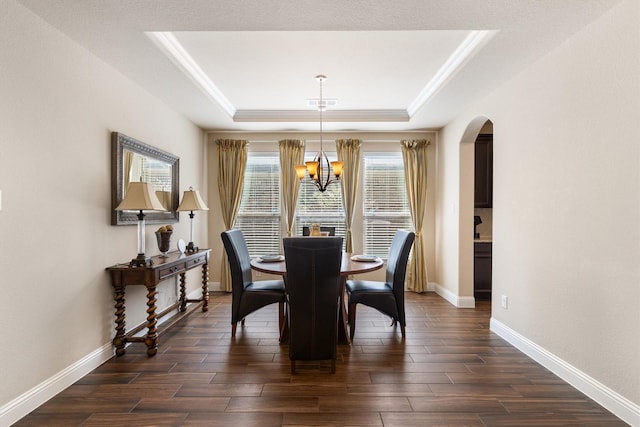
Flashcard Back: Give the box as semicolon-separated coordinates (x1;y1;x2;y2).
241;318;245;326
278;301;286;342
348;303;357;341
291;360;296;375
400;322;406;338
231;322;237;337
331;358;336;374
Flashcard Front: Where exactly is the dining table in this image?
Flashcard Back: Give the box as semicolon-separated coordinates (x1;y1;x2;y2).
250;252;384;345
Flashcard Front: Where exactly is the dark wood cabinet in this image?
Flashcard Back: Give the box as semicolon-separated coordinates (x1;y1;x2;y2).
474;134;493;208
474;242;492;300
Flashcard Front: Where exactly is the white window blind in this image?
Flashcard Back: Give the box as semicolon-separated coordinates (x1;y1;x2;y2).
235;155;281;257
138;157;172;190
295;153;346;242
363;154;413;258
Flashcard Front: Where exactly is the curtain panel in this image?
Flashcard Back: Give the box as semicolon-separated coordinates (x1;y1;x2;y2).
123;150;133;190
216;139;249;292
336;138;362;253
401;139;431;293
279;139;305;237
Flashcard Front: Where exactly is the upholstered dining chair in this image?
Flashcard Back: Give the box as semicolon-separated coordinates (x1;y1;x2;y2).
346;229;415;340
221;229;286;340
283;236;343;374
302;226;336;236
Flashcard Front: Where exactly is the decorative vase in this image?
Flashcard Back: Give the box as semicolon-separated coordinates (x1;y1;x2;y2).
155;231;173;257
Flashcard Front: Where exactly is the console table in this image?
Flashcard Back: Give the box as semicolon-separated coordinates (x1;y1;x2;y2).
106;249;210;357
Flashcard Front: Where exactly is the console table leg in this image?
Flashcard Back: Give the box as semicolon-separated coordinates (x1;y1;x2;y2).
201;263;209;312
112;285;126;356
144;287;158;356
179;273;187;312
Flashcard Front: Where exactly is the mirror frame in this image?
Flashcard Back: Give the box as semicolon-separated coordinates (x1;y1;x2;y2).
111;132;180;225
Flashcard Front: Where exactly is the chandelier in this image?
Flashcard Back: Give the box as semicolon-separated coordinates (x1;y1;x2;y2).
295;75;343;192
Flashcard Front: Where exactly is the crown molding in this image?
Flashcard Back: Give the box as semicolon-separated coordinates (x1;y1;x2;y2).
146;31;236;118
234;109;409;122
407;30;497;116
149;29;495;124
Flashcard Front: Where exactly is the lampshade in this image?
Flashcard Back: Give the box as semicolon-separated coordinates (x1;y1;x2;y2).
178;187;209;212
330;161;343;178
177;187;208;253
115;182;165;267
305;161;320;179
116;182;166;211
294;165;307;180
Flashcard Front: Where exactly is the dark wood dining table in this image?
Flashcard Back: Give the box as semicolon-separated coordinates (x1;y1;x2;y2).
250;252;384;345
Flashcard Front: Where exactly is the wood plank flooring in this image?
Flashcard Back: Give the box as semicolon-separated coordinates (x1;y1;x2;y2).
15;292;627;426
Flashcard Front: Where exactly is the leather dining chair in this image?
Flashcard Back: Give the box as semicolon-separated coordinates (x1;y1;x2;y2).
302;226;336;236
346;229;415;340
221;229;286;340
283;236;343;374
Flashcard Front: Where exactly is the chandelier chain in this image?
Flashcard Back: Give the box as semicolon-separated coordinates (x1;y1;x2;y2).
317;74;325;152
295;74;343;192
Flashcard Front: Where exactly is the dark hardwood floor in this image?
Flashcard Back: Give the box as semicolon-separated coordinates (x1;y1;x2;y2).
15;292;626;426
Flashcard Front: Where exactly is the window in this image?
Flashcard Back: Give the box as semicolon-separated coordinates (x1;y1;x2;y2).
362;154;413;258
296;153;345;241
236;154;281;257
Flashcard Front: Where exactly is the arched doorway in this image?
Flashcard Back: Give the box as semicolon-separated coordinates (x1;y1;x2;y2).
459;117;493;306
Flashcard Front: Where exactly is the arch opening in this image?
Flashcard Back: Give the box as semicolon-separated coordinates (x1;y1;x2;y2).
459;117;493;307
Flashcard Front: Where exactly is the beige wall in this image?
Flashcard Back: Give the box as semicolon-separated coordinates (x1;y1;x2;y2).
436;0;639;412
0;1;206;421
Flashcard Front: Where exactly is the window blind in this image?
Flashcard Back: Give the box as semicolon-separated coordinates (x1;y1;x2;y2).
363;154;413;258
236;155;281;257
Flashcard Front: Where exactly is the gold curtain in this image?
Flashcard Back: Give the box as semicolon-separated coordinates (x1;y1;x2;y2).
336;139;361;253
401;139;431;293
123;151;134;190
216;139;249;292
279;139;305;237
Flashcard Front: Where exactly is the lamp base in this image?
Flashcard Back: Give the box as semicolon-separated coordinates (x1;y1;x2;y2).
129;253;153;267
185;241;199;253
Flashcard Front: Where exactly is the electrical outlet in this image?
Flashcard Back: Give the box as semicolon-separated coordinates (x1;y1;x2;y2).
501;295;508;309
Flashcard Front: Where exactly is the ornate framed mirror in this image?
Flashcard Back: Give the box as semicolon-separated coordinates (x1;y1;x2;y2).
111;132;180;225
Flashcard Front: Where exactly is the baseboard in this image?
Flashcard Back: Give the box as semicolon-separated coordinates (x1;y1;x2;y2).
490;318;640;426
430;281;476;308
0;343;114;426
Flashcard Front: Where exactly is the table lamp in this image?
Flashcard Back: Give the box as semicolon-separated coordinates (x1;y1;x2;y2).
177;187;209;252
116;182;167;266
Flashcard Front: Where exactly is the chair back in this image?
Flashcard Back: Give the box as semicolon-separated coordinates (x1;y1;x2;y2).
385;229;415;315
302;226;336;236
283;237;343;362
221;229;254;320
